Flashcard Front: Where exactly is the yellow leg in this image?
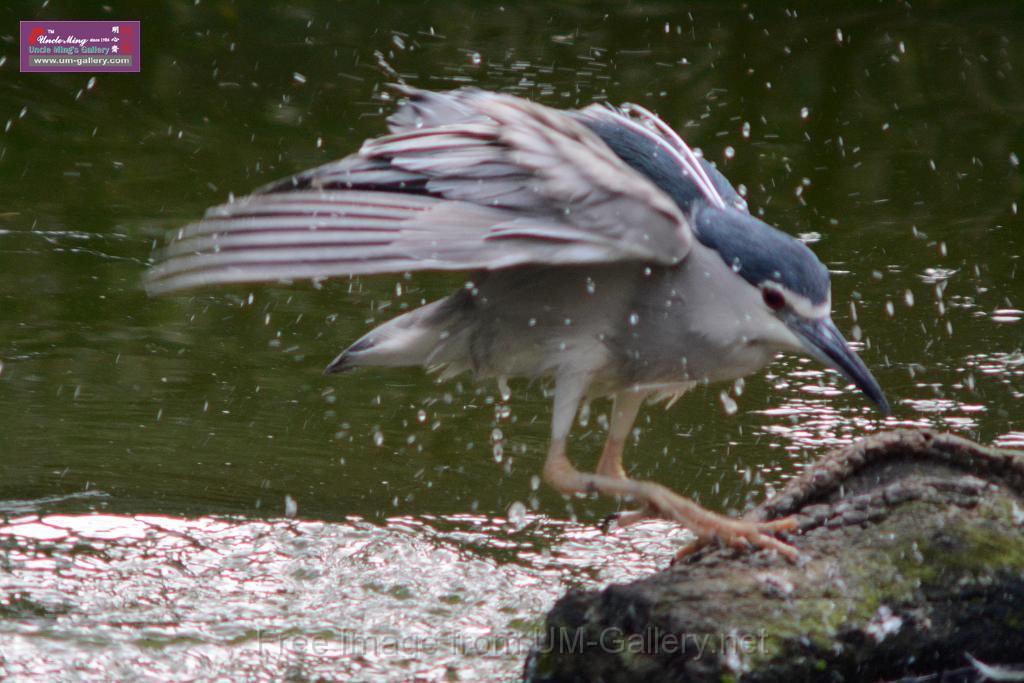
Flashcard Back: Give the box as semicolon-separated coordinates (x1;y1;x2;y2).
543;384;798;561
544;440;797;559
594;391;645;479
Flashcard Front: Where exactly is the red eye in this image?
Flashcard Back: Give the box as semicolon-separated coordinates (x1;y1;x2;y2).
762;287;786;311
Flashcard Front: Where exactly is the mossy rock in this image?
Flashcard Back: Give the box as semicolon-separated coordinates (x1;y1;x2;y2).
525;430;1024;682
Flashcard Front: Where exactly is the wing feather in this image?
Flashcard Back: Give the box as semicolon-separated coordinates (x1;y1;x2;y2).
145;87;694;295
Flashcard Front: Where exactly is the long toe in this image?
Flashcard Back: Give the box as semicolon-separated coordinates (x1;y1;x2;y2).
757;516;799;533
727;524;800;560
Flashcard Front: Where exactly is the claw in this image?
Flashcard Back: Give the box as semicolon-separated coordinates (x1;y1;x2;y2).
601;508;652;532
598;513;618;533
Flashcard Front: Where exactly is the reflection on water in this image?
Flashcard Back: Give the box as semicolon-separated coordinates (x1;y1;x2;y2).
1;0;1023;680
0;512;683;682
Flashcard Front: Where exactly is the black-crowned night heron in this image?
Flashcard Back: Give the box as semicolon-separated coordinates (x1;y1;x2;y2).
146;86;889;560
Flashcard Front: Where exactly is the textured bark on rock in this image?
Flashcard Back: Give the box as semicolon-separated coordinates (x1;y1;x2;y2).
525;429;1024;682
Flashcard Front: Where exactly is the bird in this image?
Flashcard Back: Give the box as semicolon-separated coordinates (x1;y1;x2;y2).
145;85;889;560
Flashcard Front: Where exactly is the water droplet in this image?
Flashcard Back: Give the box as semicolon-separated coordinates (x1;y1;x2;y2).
885;301;895;317
470;52;481;65
731;257;742;273
800;106;810;120
719;391;738;415
284;495;298;517
507;501;527;530
498;377;511;401
585;277;596;294
417;409;427;423
491;428;504;442
530;475;541;491
733;378;745;396
724;145;735;159
741;121;751;139
835;28;844;43
904;290;915;307
373;430;384;447
628;312;640;326
527;318;537;327
292;72;307;84
578;401;590;427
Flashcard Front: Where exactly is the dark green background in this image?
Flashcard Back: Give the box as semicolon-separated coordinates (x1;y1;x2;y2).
0;2;1021;680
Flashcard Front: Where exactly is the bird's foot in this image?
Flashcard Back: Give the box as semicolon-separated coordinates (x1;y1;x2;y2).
598;483;799;561
630;482;799;562
670;513;799;564
543;444;798;561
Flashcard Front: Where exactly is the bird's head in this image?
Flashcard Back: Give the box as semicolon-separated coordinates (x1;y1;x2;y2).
694;206;890;415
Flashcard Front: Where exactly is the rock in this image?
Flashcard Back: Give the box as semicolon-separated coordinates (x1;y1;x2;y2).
525;430;1024;682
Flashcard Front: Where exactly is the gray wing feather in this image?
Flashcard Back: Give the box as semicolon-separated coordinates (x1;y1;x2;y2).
145;87;692;295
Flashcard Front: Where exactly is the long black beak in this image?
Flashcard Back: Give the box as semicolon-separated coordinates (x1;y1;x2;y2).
789;317;890;415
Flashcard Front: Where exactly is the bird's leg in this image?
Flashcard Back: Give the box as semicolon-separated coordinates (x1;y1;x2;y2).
594;391;645;479
542;382;799;560
595;391;653;529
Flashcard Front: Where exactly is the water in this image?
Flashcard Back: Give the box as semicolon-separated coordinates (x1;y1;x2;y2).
1;2;1021;680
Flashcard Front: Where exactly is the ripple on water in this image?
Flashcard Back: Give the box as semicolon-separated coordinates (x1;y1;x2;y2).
0;512;688;682
994;432;1024;450
754;364;889;456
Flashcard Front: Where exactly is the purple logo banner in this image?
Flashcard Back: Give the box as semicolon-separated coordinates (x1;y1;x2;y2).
20;20;140;73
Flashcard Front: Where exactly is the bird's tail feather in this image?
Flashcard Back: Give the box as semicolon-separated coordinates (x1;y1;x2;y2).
325;297;467;374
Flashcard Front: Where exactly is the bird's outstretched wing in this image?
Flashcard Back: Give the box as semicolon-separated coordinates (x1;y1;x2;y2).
145;87;693;295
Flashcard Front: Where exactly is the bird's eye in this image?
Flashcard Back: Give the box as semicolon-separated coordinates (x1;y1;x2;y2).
762;287;786;311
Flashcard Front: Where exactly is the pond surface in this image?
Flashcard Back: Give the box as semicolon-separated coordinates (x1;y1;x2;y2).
1;1;1022;681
